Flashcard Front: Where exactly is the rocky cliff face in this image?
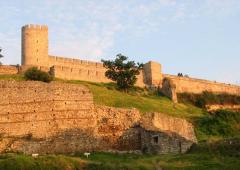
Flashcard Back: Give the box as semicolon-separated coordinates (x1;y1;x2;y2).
0;80;197;154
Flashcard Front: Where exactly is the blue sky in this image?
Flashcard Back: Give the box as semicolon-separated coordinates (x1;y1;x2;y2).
0;0;240;84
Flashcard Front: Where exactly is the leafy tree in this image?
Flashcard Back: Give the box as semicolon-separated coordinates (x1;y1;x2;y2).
101;54;143;91
24;67;53;83
177;73;183;77
0;47;3;65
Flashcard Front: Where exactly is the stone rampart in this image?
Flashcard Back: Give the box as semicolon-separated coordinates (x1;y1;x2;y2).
0;80;140;153
49;55;146;86
162;74;240;100
0;66;18;75
49;55;105;68
0;80;196;154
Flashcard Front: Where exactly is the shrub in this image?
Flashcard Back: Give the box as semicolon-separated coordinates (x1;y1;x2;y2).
24;67;53;83
196;110;240;138
190;137;240;157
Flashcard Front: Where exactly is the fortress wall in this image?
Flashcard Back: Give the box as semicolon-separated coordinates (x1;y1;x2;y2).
0;80;142;154
0;80;196;154
163;74;240;95
0;81;93;139
49;55;146;86
51;65;111;83
51;65;146;86
0;66;18;75
49;55;111;82
49;55;105;69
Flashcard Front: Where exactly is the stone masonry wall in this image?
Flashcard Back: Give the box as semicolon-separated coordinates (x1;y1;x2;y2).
0;66;18;75
49;55;146;87
162;74;240;100
0;80;196;154
140;112;196;154
140;112;197;143
0;80;142;154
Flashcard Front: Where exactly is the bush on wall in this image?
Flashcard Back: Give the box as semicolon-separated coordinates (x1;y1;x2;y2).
24;67;53;83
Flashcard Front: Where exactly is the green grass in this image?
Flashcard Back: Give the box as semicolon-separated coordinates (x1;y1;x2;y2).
195;110;240;141
0;154;86;170
64;80;207;120
0;149;239;170
0;74;24;81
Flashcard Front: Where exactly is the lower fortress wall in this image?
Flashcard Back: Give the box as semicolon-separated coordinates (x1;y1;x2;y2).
0;66;19;75
0;80;196;154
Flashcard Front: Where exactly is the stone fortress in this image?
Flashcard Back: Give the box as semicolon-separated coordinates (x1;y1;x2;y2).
18;24;240;102
0;24;239;154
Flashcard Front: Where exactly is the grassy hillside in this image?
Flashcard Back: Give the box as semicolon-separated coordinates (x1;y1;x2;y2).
65;80;206;120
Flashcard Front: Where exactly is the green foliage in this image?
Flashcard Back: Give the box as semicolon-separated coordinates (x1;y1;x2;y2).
178;91;240;108
0;74;24;81
195;110;240;140
0;47;3;65
101;54;143;91
190;137;240;157
24;67;53;83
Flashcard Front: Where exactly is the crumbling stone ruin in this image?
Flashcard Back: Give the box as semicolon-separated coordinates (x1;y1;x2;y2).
0;80;196;154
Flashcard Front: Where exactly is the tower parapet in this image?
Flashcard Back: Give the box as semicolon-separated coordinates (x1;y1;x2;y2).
21;24;49;67
21;24;48;31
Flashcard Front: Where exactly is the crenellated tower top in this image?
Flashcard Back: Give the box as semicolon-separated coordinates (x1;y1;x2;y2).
22;24;48;31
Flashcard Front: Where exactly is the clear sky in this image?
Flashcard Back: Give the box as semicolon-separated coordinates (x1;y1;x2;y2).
0;0;239;84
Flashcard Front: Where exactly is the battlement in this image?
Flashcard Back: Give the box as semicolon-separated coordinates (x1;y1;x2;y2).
49;56;104;68
22;24;48;31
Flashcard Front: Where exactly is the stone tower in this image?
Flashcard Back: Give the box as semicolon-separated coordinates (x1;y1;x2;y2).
143;61;163;88
21;24;49;67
